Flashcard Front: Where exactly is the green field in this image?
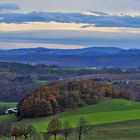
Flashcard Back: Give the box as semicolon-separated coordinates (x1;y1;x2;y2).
0;120;140;140
63;68;81;71
0;102;17;108
36;80;48;86
25;99;140;132
69;119;140;140
0;99;140;133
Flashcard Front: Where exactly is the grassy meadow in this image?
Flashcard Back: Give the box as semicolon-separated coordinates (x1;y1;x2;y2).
0;102;17;108
68;119;140;140
23;99;140;132
0;99;140;133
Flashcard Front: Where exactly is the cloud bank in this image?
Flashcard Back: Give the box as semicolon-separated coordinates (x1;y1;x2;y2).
0;12;139;28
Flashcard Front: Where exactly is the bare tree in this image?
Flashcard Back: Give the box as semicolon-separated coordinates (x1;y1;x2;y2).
77;117;90;140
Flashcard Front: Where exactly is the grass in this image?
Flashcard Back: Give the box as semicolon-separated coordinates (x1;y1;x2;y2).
0;99;140;133
36;80;48;86
63;68;81;71
69;119;140;140
28;99;140;132
0;72;16;75
0;102;17;108
0;120;139;140
0;114;17;122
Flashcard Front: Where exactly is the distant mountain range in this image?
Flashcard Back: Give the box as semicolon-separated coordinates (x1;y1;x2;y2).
0;47;123;55
0;47;140;68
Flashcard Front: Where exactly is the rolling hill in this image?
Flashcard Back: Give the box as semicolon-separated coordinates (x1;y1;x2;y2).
0;99;140;132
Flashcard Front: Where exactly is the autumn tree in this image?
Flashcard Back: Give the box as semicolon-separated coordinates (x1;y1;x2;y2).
47;118;62;140
11;125;37;139
11;127;20;138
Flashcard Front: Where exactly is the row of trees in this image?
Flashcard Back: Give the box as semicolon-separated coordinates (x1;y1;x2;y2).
46;117;90;140
0;117;89;140
0;122;43;140
18;80;132;118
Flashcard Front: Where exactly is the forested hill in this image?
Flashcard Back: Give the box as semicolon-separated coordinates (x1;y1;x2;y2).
17;80;132;119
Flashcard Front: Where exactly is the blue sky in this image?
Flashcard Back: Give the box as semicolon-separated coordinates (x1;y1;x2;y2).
0;0;139;49
0;0;140;14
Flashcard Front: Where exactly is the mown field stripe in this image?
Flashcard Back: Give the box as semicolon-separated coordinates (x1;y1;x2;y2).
30;109;140;132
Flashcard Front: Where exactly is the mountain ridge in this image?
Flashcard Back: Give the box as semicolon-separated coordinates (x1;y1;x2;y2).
0;47;140;68
0;47;124;55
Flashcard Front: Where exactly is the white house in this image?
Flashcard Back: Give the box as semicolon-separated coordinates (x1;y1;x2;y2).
5;108;18;114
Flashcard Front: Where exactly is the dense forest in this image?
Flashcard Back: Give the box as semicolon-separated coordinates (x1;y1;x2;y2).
18;80;132;118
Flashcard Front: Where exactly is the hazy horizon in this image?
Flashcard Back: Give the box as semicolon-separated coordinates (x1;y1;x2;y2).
0;43;138;50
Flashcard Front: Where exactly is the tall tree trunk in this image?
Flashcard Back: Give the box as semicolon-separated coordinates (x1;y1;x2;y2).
65;135;68;140
54;134;57;140
79;133;81;140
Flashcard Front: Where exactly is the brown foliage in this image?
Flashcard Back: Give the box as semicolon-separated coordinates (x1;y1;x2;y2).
18;80;132;118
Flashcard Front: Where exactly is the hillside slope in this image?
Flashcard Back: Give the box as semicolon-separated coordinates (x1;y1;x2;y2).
1;99;140;132
28;99;140;132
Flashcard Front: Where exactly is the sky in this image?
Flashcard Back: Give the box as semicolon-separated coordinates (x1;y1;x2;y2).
0;0;140;14
0;0;139;49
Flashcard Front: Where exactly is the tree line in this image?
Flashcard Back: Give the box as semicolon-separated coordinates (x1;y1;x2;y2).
0;117;89;140
46;117;90;140
0;122;43;140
